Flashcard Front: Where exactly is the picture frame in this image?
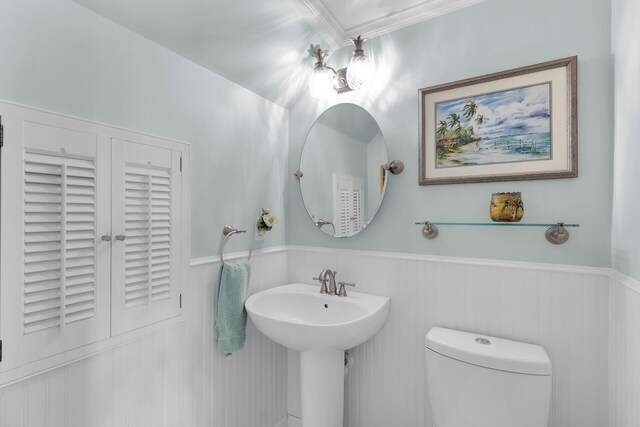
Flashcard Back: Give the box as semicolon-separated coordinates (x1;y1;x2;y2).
418;57;577;185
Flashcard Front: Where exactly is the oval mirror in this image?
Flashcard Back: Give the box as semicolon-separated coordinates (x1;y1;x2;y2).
299;103;388;238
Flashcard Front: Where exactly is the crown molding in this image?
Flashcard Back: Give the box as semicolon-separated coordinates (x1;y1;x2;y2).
292;0;485;49
291;0;348;49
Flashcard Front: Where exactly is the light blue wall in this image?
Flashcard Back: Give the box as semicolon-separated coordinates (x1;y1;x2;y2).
366;134;386;218
0;0;616;267
287;0;613;267
611;0;640;279
0;0;288;259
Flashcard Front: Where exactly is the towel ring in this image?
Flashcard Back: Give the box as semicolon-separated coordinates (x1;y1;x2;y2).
219;225;253;264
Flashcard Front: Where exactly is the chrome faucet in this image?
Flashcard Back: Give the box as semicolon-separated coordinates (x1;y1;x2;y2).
313;269;337;295
313;270;356;296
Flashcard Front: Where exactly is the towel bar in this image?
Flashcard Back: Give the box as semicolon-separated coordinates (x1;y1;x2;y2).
219;225;253;264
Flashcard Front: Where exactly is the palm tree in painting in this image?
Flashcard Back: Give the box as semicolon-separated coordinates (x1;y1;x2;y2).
463;100;477;121
447;113;461;129
472;115;484;148
439;102;488;154
436;120;448;141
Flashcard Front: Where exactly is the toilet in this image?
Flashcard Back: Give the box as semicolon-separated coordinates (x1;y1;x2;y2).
425;327;552;427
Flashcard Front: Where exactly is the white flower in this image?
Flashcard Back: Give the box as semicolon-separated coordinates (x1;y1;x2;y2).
262;212;276;228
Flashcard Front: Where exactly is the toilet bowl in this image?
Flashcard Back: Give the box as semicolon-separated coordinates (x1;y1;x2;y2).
425;327;552;427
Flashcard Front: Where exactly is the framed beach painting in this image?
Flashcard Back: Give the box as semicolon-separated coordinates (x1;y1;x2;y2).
419;57;577;185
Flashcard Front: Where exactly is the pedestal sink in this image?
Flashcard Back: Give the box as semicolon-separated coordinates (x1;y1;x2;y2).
245;283;390;427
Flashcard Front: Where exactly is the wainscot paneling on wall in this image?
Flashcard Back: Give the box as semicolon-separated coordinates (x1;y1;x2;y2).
0;249;289;427
2;246;634;427
609;0;640;422
286;246;610;427
608;272;640;427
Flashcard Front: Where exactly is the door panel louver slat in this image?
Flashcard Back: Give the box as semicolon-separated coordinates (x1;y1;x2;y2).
333;174;365;238
22;153;97;335
123;166;172;308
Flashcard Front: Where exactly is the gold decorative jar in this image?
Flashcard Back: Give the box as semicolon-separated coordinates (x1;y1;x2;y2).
490;192;524;222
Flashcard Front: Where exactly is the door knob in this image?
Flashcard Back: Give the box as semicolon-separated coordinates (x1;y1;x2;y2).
115;234;126;241
101;235;112;242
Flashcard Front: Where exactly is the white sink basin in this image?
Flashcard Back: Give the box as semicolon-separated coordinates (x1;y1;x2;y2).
245;283;390;427
245;283;390;352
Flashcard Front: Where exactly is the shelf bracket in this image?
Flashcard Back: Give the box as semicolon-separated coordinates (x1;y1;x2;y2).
545;223;570;245
421;222;439;240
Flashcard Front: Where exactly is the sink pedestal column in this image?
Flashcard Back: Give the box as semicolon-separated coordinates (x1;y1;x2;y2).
300;348;345;427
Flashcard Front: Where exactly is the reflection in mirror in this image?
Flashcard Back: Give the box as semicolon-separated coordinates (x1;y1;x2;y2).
299;103;388;238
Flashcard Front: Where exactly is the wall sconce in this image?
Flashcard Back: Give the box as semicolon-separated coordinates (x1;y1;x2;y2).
308;35;372;99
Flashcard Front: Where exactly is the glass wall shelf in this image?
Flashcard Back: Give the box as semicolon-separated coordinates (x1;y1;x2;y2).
414;221;579;244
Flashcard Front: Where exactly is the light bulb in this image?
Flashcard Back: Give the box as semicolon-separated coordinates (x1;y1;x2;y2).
346;53;371;90
309;66;335;99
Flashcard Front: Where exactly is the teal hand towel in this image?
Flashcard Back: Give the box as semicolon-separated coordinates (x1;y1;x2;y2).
215;261;251;356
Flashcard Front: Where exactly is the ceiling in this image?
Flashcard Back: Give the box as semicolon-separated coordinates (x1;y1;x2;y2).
71;0;484;107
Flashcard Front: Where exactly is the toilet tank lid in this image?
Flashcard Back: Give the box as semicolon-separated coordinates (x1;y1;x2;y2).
425;327;551;376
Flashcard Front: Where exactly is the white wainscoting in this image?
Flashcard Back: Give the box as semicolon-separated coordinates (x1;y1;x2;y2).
3;245;639;427
0;247;288;427
286;246;610;427
609;271;640;427
286;414;303;427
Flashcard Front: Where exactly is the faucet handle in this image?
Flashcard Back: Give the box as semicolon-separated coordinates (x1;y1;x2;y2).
337;281;356;297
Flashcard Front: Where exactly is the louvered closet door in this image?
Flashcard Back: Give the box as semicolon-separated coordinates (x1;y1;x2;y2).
0;120;110;372
335;177;351;237
332;173;364;237
111;139;182;336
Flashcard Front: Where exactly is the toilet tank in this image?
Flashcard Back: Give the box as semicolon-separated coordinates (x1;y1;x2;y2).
425;327;552;427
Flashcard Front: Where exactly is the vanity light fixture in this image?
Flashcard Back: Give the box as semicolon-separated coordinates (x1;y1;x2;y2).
308;35;371;99
346;36;371;90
